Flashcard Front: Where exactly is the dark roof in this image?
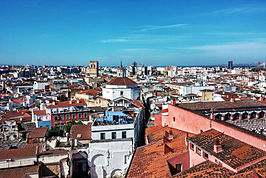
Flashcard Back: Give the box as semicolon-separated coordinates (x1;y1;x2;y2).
189;129;266;169
28;127;48;139
177;100;266;112
106;77;137;85
39;149;68;156
70;124;91;140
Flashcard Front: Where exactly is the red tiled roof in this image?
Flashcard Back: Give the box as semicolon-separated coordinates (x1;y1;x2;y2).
189;129;266;170
33;110;46;116
127;131;193;178
106;77;137;85
46;99;86;108
174;160;266;178
0;165;39;177
28;127;48;139
0;144;38;160
79;89;101;96
70;124;91;140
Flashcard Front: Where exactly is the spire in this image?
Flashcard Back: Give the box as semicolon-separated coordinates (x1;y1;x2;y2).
120;61;123;68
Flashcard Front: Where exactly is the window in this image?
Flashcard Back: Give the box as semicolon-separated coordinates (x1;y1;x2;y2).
112;132;116;139
114;115;119;123
204;152;209;159
122;131;127;138
173;117;175;122
84;112;88;118
61;122;65;126
54;115;58;121
66;114;70;120
79;113;82;119
124;155;127;164
73;114;76;119
176;164;182;173
60;115;64;120
100;133;105;140
54;122;59;126
196;147;202;155
120;91;123;96
190;143;194;151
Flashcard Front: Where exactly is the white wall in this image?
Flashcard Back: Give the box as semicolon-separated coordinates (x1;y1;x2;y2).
179;86;215;96
0;157;36;169
91;124;134;140
88;140;133;178
103;85;140;100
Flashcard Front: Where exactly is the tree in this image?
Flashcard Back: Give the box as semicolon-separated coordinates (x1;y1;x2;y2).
48;126;64;137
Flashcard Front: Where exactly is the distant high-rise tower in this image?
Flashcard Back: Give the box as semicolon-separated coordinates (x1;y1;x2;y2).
89;61;99;77
132;61;137;76
228;61;233;69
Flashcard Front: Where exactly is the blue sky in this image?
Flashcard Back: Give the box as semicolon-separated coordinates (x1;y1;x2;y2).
0;0;266;66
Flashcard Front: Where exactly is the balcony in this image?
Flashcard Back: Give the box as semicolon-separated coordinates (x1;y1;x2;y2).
51;107;89;114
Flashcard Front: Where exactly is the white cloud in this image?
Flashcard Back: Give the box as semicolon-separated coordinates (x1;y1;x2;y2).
101;39;131;43
122;48;154;52
214;7;266;14
138;23;187;32
182;42;266;51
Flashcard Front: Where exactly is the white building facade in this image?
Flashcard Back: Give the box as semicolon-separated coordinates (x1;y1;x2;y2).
102;77;140;101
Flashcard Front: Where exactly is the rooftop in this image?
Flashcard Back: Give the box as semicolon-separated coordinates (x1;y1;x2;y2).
0;165;39;177
177;100;266;112
46;99;86;108
127;126;194;178
106;77;137;85
189;129;266;169
174;159;266;178
33;110;46;116
28;127;48;139
0;144;38;160
70;124;91;140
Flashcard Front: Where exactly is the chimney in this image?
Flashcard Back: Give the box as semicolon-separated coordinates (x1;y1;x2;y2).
259;96;264;102
52;101;56;105
214;138;223;153
164;144;174;154
165;130;173;142
172;97;176;105
230;97;235;103
69;100;72;104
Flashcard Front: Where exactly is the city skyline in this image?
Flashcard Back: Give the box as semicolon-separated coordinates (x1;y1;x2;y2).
1;0;266;66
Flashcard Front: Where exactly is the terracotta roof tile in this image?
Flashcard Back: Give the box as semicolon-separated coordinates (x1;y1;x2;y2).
0;165;39;177
0;144;38;160
127;127;194;178
78;89;101;96
106;77;137;85
70;124;91;140
33;110;46;116
46;99;86;108
174;160;266;178
28;127;48;139
189;129;266;170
